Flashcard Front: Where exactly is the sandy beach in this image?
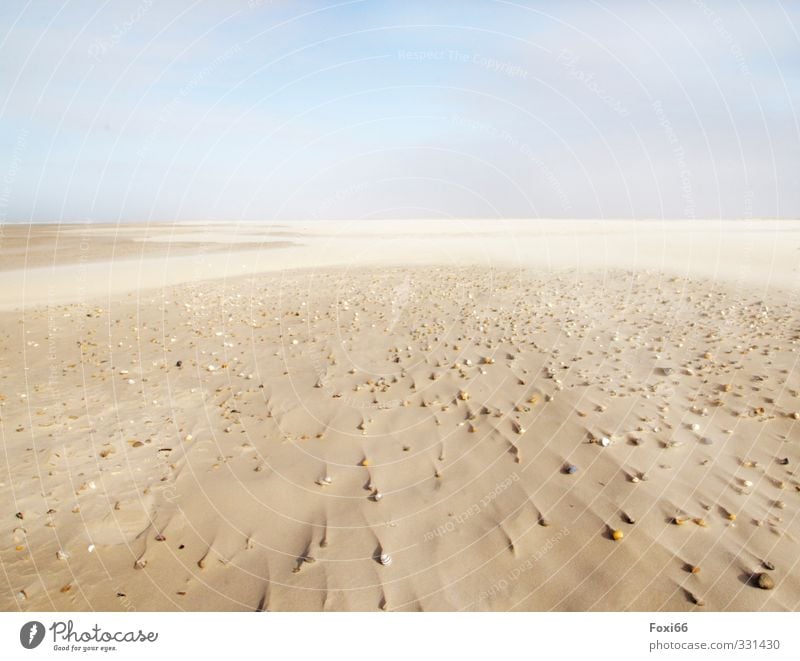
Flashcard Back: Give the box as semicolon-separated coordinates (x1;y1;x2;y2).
1;219;799;611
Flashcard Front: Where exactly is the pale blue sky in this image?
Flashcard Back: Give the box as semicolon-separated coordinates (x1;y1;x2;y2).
0;0;798;222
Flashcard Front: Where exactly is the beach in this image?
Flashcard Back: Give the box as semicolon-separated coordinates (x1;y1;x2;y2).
1;219;799;611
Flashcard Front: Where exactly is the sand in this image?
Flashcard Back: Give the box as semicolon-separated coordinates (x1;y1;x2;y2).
1;220;799;611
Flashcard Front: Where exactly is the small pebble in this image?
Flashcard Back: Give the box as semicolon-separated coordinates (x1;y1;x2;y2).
756;573;775;590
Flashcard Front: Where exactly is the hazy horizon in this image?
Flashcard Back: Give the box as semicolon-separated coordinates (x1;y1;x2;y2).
1;1;798;224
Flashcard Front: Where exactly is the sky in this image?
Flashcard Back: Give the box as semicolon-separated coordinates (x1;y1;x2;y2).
0;0;798;223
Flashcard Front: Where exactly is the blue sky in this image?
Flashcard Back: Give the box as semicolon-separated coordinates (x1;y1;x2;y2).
0;0;798;222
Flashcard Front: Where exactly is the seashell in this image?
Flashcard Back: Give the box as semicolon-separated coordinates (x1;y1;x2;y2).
317;476;332;486
757;572;775;590
673;517;688;526
599;436;611;447
763;560;775;571
458;390;470;401
372;491;383;502
379;552;393;566
693;518;708;528
87;544;96;553
727;513;737;521
56;549;70;561
743;479;753;488
611;529;623;541
564;464;578;475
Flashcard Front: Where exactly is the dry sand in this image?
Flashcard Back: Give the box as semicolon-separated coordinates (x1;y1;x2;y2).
1;220;799;611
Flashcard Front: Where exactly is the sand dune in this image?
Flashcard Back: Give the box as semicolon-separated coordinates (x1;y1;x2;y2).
2;228;799;610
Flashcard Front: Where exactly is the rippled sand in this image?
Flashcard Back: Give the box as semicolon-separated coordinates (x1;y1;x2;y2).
1;221;799;611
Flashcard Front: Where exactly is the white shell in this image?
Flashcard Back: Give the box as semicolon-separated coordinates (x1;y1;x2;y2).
379;552;392;566
599;436;611;447
56;549;70;560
